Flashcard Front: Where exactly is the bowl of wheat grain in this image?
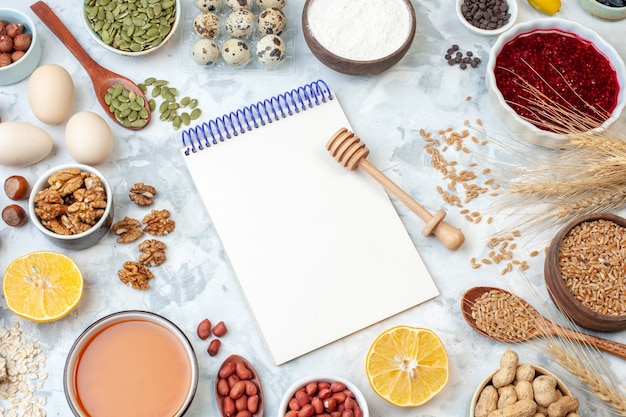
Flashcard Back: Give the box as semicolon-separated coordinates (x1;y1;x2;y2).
544;212;626;332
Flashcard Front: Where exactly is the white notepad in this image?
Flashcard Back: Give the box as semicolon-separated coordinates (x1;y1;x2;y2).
180;80;439;365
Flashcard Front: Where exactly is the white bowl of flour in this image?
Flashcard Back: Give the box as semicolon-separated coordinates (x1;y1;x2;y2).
302;0;416;75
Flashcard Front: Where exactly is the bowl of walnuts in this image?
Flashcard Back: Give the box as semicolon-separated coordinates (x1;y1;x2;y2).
0;8;42;85
28;164;114;250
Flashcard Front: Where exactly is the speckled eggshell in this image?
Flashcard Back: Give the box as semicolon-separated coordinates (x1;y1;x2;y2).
257;0;285;9
193;12;220;38
225;10;255;38
65;112;114;165
257;8;286;35
221;38;251;66
225;0;254;10
256;34;286;67
195;0;222;12
192;39;221;65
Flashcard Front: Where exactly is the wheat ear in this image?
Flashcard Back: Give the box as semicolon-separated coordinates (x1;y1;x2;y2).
547;342;626;417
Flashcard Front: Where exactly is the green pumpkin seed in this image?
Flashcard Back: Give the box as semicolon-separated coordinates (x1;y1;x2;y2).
190;108;202;120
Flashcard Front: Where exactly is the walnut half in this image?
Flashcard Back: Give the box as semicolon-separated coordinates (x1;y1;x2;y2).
143;209;175;236
117;261;154;290
138;239;167;267
112;216;142;243
129;182;157;206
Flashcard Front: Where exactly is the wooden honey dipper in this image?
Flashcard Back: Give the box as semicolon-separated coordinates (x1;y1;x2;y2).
326;128;465;251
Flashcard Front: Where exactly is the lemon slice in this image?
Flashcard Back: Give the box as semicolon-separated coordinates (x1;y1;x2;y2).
365;326;449;407
3;251;84;322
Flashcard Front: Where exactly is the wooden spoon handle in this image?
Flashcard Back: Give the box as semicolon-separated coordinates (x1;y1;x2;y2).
30;1;103;78
550;322;626;360
357;159;465;250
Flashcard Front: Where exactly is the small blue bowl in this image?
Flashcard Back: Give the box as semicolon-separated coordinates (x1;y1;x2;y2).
0;9;42;86
578;0;626;20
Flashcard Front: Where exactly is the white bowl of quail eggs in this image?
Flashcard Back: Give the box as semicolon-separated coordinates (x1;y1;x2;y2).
190;0;288;69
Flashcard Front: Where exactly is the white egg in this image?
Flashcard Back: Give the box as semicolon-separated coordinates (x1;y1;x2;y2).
65;112;114;165
27;64;75;125
0;122;53;167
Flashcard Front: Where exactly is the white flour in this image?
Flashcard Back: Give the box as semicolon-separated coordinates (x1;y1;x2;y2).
306;0;412;61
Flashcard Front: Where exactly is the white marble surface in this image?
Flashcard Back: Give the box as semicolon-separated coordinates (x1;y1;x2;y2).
1;0;626;416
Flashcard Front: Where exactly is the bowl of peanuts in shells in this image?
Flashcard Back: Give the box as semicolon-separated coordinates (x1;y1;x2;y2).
469;349;579;417
544;212;626;332
279;375;368;417
28;164;114;250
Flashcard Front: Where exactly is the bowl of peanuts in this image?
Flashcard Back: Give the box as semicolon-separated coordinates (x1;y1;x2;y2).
544;212;626;332
28;164;114;250
469;349;579;417
278;375;368;417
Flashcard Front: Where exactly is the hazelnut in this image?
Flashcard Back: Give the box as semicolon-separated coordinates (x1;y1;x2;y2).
0;35;13;53
13;33;31;52
2;205;27;227
0;53;11;67
5;23;24;38
0;21;6;36
11;50;24;63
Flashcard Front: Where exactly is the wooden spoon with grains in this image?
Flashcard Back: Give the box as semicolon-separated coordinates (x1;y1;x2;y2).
461;286;626;360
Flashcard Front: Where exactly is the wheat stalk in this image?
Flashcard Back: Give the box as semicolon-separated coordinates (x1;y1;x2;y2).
547;341;626;417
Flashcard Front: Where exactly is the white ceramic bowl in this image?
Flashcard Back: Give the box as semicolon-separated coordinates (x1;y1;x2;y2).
28;164;114;250
64;310;199;417
302;0;416;76
456;0;518;36
0;8;42;86
467;365;573;417
486;18;626;147
82;0;181;56
578;0;626;20
278;375;369;417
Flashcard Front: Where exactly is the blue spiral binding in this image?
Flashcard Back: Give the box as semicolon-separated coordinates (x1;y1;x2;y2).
181;80;334;155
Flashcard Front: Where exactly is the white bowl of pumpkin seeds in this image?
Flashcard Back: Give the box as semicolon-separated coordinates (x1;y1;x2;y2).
83;0;181;56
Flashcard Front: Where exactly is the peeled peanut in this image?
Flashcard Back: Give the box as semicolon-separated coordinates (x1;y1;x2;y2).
213;321;228;337
197;318;211;339
236;361;252;380
208;339;221;356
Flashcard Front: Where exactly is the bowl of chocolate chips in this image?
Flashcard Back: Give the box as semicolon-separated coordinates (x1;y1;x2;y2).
456;0;518;36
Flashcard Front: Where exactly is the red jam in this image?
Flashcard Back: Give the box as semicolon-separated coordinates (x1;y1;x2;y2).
494;29;620;133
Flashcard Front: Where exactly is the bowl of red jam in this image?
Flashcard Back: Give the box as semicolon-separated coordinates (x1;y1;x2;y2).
486;18;626;147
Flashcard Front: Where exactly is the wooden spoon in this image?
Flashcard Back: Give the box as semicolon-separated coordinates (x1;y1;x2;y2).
461;286;626;360
30;1;151;130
